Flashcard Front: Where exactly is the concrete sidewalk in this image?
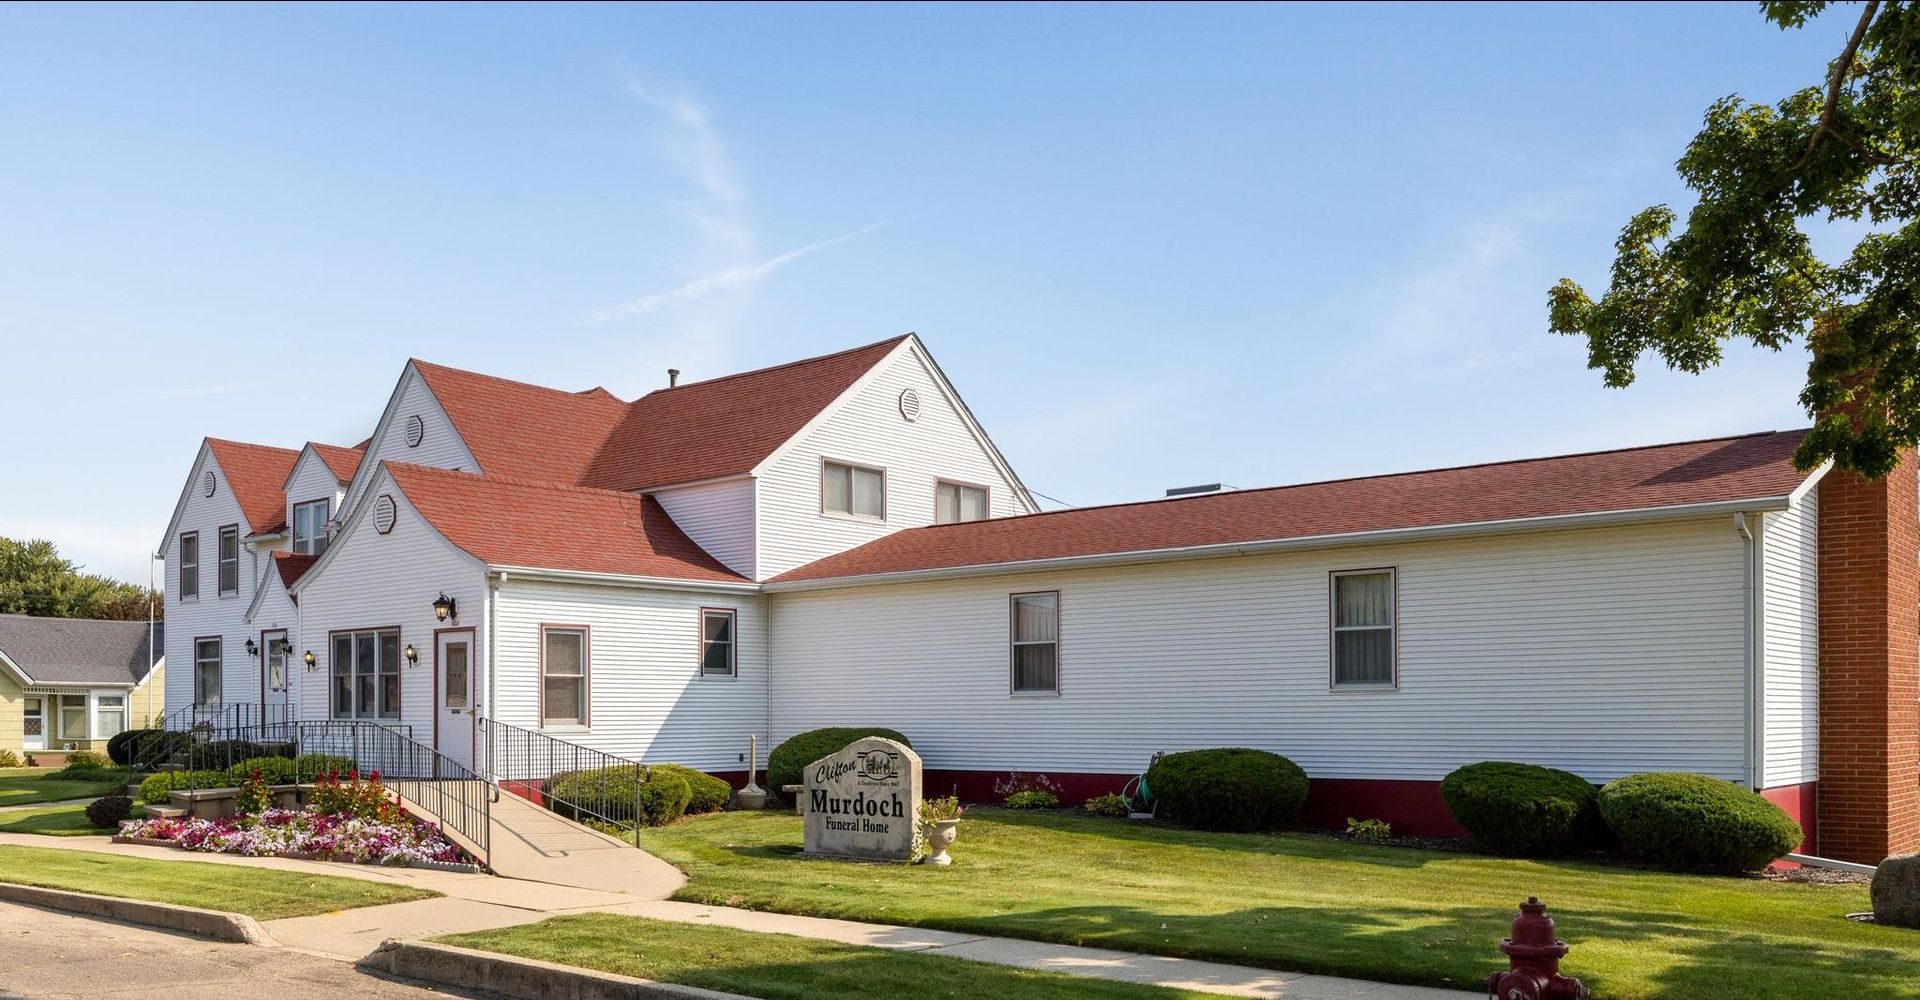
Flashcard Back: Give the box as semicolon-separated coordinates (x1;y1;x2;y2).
0;833;1473;999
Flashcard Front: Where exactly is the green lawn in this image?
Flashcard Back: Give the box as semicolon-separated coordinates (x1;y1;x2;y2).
0;845;436;919
644;809;1918;1000
0;768;131;806
441;913;1214;1000
0;803;111;836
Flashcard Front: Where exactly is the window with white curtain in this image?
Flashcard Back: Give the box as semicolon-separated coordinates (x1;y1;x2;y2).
1331;569;1396;686
822;460;886;520
542;626;588;726
936;481;989;524
293;500;330;555
1010;591;1060;694
194;638;222;705
95;694;125;740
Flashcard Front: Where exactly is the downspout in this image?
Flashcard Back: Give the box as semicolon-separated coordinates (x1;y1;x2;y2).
1735;513;1766;790
486;570;503;789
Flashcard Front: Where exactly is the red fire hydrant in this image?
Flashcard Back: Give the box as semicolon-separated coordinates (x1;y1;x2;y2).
1483;897;1588;1000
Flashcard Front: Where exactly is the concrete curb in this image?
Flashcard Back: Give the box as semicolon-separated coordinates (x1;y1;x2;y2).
0;882;276;945
364;939;747;1000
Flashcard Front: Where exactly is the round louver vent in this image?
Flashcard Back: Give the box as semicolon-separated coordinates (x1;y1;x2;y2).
202;470;216;497
405;414;425;448
898;388;921;422
373;494;398;534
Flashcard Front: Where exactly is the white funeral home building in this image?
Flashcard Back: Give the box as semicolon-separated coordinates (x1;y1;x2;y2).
157;335;1920;863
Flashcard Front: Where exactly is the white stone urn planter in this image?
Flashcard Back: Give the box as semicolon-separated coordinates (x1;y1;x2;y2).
923;819;961;865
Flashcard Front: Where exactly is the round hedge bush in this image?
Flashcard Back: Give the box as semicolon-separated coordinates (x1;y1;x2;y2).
654;763;732;814
767;727;911;798
106;728;158;766
1440;761;1600;856
1598;772;1802;873
1145;748;1309;832
547;765;692;827
86;795;133;829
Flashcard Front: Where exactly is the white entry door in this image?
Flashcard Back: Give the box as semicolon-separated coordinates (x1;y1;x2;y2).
436;631;475;772
21;696;44;751
261;631;291;721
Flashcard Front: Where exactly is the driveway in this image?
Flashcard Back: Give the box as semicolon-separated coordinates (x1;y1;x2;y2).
0;901;469;999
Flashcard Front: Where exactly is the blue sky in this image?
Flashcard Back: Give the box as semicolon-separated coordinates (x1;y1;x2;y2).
0;2;1857;584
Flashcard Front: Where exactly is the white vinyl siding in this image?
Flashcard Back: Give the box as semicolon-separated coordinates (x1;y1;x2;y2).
650;478;757;578
294;470;485;735
341;366;477;518
491;581;768;772
1761;488;1819;787
164;447;276;716
770;516;1750;783
755;342;1033;580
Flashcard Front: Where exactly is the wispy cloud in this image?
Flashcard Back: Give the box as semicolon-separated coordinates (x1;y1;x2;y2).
132;381;263;404
590;219;899;323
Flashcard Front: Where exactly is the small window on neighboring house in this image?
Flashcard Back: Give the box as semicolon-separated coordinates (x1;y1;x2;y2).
822;460;886;520
194;638;222;706
1331;569;1396;687
293;500;330;555
700;609;736;678
1010;591;1060;694
95;694;125;740
58;694;87;741
179;532;199;600
218;525;239;595
936;480;989;524
542;626;588;726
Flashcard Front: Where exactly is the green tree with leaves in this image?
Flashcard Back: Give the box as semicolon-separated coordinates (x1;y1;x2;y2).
0;537;160;621
1551;1;1919;477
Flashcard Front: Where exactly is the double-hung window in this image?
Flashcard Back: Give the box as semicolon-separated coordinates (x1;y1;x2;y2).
700;609;736;678
178;533;199;600
58;694;87;741
194;638;222;705
541;626;588;726
1010;591;1060;694
331;629;401;720
293;500;330;555
936;480;989;524
95;695;125;740
1331;569;1396;687
217;525;239;595
822;460;885;520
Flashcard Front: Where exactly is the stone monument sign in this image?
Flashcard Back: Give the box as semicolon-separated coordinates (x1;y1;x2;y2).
802;736;921;861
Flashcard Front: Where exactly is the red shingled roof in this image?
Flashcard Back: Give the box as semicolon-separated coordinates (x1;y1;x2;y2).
383;462;748;583
771;430;1820;585
207;439;301;536
273;551;318;589
410;360;630;485
311;443;366;482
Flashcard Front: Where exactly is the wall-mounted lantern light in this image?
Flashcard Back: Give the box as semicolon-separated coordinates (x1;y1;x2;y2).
433;592;456;623
403;643;419;667
302;649;317;671
245;638;258;657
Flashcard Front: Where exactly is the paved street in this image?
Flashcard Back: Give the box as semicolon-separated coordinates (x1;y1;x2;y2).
0;901;468;1000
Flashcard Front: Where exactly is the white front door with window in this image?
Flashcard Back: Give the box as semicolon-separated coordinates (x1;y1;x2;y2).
261;630;291;720
436;631;475;771
21;697;44;751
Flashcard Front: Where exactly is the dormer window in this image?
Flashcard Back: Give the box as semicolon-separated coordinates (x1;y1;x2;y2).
293;499;331;556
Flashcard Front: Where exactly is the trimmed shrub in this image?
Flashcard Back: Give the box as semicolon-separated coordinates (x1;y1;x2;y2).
130;730;191;767
767;727;912;797
294;753;356;780
1440;761;1601;856
1084;792;1131;817
1004;790;1061;810
138;769;230;805
229;756;298;786
547;765;693;827
1599;772;1803;873
1145;748;1309;832
0;749;21;768
653;764;731;814
187;740;290;771
107;729;157;766
86;795;133;828
58;750;109;772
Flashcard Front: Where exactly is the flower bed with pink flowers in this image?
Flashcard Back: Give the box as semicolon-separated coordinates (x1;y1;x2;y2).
119;770;473;868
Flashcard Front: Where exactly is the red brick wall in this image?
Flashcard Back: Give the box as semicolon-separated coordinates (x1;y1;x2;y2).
1817;453;1920;863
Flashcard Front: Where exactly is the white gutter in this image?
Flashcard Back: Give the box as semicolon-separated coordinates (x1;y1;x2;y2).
767;494;1797;593
1735;512;1767;791
486;565;761;595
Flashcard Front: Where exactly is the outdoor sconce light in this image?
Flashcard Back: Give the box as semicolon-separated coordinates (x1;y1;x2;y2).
433;592;456;623
245;638;258;657
302;649;317;671
404;643;419;666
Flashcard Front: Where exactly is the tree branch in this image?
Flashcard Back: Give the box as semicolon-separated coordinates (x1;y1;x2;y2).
1795;0;1881;170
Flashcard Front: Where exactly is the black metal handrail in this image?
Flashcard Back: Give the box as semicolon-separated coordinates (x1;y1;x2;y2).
480;717;649;845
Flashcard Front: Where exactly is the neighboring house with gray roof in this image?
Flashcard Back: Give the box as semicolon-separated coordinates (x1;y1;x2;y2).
0;615;165;762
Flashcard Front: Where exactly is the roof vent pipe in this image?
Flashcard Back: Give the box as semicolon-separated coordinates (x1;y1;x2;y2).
667;368;680;388
1165;483;1224;498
